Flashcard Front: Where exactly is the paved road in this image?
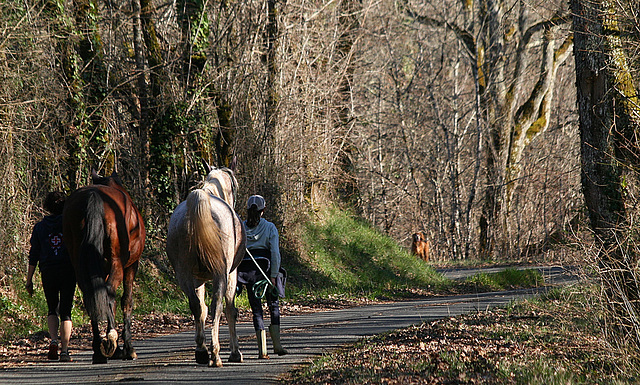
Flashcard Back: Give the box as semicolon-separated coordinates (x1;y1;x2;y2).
0;266;578;384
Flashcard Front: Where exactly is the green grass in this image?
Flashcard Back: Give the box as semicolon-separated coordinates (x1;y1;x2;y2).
0;291;38;343
0;255;187;344
285;205;447;300
134;258;190;316
464;268;544;291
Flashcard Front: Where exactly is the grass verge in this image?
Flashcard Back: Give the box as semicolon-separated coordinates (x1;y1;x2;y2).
0;273;86;344
463;268;544;291
285;206;448;302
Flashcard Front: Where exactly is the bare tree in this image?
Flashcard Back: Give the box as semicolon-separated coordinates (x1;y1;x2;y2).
393;0;574;258
0;0;582;279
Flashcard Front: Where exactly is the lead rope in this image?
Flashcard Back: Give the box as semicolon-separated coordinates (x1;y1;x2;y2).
245;248;277;299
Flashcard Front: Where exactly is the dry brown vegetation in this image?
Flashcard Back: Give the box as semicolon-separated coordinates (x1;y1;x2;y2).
0;0;581;275
0;0;585;352
283;287;635;384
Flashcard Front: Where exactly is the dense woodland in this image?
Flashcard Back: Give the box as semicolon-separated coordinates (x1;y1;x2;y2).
0;0;581;264
1;0;640;347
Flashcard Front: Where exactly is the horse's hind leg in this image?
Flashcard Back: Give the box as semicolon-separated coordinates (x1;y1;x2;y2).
101;256;122;359
119;262;139;360
209;277;225;367
226;272;243;363
188;283;209;364
99;285;119;360
91;319;108;364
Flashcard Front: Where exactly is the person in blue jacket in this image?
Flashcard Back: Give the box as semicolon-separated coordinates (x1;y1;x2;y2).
25;191;76;362
237;195;288;358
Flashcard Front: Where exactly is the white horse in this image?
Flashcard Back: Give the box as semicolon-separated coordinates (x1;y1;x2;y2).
166;166;246;367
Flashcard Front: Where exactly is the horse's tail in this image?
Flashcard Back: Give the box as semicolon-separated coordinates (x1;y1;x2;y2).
78;190;110;322
186;189;225;276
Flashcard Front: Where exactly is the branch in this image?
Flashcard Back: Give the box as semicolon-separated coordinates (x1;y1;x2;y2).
398;0;476;60
505;31;573;207
505;12;571;117
520;10;570;51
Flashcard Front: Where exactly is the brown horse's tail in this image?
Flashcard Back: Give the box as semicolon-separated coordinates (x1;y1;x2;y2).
77;190;110;322
186;189;225;276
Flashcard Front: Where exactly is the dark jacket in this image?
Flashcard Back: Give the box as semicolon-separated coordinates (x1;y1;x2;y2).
28;214;71;271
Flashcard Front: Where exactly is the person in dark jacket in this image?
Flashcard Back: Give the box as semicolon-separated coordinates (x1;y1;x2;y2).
26;191;76;362
237;195;288;358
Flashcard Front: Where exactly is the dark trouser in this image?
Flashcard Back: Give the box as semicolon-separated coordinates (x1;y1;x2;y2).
247;282;280;331
237;249;281;331
41;263;76;321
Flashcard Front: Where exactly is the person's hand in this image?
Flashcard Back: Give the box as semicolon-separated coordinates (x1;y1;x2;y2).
270;277;277;288
26;281;33;296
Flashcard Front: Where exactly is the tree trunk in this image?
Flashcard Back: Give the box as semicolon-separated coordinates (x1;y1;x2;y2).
263;0;278;141
58;0;109;187
573;0;640;343
132;0;151;196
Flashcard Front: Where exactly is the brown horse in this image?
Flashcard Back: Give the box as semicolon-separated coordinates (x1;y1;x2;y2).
63;171;145;364
166;165;246;367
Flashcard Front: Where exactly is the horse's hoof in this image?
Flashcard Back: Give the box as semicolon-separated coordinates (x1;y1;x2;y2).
228;351;243;363
100;329;118;358
116;346;137;360
92;352;108;364
275;348;289;356
209;357;224;367
112;346;124;359
195;349;209;365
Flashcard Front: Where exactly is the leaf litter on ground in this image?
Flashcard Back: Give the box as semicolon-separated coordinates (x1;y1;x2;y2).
282;286;638;384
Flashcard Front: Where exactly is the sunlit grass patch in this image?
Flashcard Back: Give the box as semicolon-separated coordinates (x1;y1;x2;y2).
463;268;544;291
135;258;190;316
289;205;447;301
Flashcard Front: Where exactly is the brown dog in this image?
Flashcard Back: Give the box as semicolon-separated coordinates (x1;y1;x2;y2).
411;232;429;261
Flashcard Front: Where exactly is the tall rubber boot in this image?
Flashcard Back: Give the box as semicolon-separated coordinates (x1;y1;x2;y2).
269;325;289;356
256;329;270;359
